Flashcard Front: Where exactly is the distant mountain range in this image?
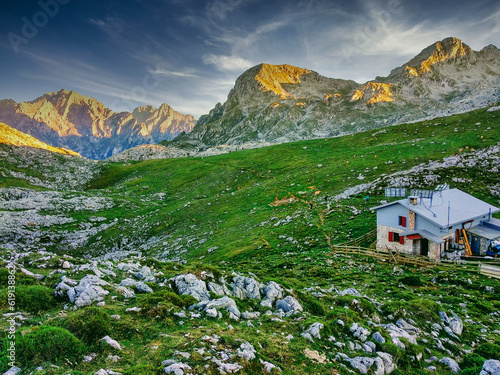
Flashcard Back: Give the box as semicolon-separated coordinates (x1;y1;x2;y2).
171;37;500;150
0;37;498;159
0;89;196;159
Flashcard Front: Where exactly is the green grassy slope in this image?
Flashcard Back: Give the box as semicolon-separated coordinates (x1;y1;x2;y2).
75;107;500;263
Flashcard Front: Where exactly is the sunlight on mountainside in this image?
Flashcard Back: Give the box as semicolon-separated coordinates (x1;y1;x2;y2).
0;122;80;156
350;82;394;104
255;63;312;99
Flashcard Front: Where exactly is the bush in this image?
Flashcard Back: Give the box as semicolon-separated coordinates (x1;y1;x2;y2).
137;290;197;316
461;353;485;368
17;326;83;366
297;291;326;316
475;342;500;360
64;307;111;346
0;268;40;287
0;285;55;313
399;275;424;287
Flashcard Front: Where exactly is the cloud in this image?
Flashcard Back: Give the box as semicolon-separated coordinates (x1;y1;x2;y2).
88;16;125;38
206;0;244;21
202;54;253;72
148;67;200;78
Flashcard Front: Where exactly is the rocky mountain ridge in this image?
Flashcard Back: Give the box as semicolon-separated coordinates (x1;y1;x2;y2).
172;37;500;150
0;89;196;159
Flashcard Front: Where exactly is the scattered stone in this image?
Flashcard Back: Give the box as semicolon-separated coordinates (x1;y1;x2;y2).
372;332;386;344
260;359;281;373
231;275;261;300
115;286;135;298
275;295;303;313
174;350;191;359
439;357;460;374
212;358;243;374
135;281;153;293
106;355;121;362
100;336;122;351
164;362;192;375
172;274;210;302
2;367;21;375
480;359;500;375
304;348;328;364
192;296;240;319
237;341;256;361
125;307;141;312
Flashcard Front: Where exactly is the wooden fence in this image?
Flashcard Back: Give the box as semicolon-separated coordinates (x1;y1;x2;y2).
330;244;500;274
336;229;377;247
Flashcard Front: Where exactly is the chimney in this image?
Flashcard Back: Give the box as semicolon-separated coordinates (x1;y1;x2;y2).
409;196;419;206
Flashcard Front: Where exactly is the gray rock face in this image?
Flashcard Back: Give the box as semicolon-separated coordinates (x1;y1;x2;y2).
230;275;261;300
172;274;210;302
192;296;241;318
237;342;256;361
372;332;386;344
3;367;22;375
262;281;283;301
164;362;192;375
207;281;231;296
439;357;460;374
275;296;303;313
65;275;109;307
135;282;153;294
115;286;136;298
480;359;500;375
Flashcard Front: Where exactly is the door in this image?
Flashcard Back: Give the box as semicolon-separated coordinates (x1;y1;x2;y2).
470;236;481;255
421;238;429;257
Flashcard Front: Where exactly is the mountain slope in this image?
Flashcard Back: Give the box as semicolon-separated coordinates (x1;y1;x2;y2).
0;122;80;156
172;37;500;150
0;89;196;159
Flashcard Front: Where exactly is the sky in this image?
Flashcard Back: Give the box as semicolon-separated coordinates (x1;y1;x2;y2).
0;0;499;119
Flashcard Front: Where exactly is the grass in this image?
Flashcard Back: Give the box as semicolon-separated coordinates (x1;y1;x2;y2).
0;107;499;374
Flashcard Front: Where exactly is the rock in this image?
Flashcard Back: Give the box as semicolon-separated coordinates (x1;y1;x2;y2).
372;332;386;344
230;275;261;300
480;359;500;375
106;355;121;362
260;299;274;308
100;336;122;351
164;362;192;375
363;341;376;353
126;307;141;312
439;311;449;324
115;286;135;298
447;313;463;336
205;308;218;318
207;281;229;296
344;356;375;374
301;332;315;343
192;296;240;318
275;296;303;313
172;274;210;302
241;311;261;319
174;350;191;359
304;348;328;363
377;352;396;374
73;275;109;307
262;281;283;301
62;260;71;269
439;357;460;374
237;342;256;361
135;282;153;293
339;287;362;297
3;367;22;375
120;278;138;287
260;359;280;373
304;322;324;339
135;266;152;280
212;358;243;374
95;370;107;375
351;323;370;342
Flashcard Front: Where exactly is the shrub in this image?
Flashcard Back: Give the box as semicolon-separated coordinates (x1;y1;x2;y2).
17;326;83;366
0;285;55;313
64;307;111;345
137;290;197;316
459;367;483;375
0;268;39;287
461;353;485;368
399;275;424;287
475;342;500;360
297;291;326;316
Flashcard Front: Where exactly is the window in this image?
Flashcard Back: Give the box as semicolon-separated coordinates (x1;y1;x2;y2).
399;216;407;227
388;232;401;243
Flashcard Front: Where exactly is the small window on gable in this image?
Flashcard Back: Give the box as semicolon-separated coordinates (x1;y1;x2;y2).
399;216;407;227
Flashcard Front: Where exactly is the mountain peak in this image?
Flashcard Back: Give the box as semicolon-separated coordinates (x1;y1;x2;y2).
404;37;474;77
254;63;312;99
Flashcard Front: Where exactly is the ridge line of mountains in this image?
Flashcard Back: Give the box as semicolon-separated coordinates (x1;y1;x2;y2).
1;37;499;159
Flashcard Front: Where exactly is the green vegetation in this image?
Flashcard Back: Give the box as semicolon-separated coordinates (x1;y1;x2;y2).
0;107;499;374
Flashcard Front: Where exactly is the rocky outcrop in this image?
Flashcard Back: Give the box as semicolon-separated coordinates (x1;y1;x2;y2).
174;37;500;151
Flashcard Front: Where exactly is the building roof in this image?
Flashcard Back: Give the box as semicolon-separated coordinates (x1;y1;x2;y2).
468;223;500;240
401;229;446;244
372;188;499;229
